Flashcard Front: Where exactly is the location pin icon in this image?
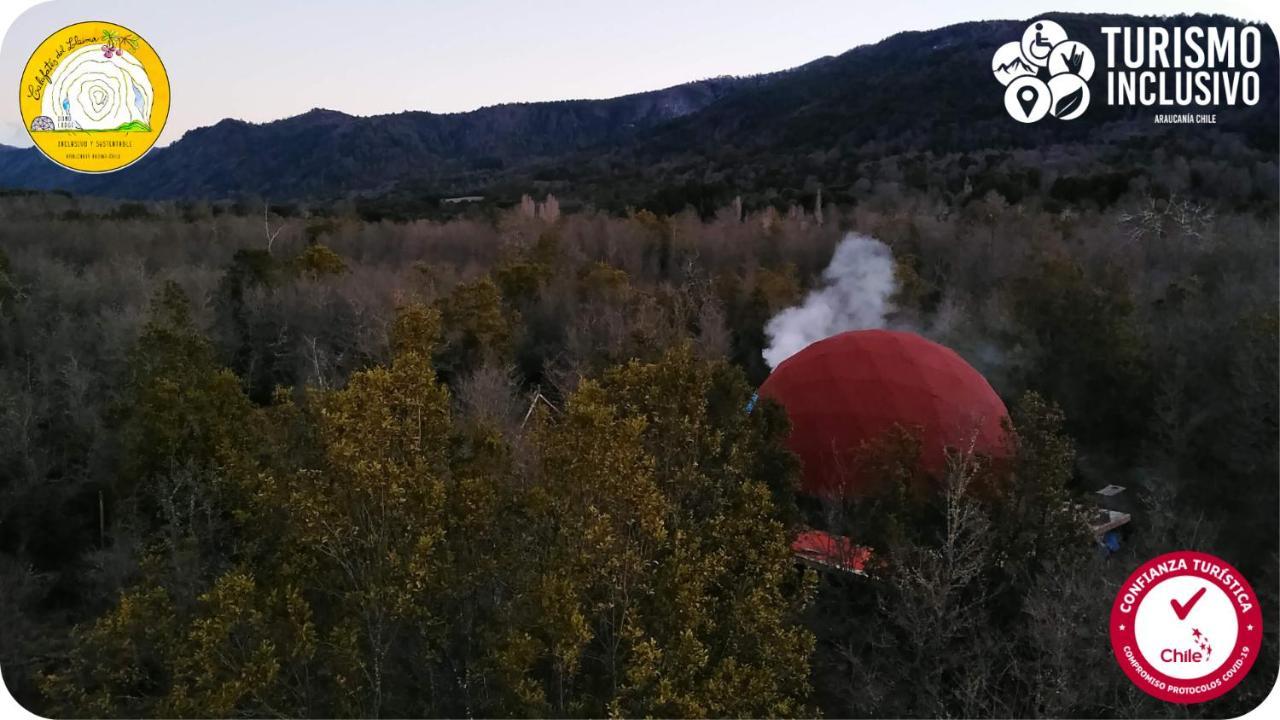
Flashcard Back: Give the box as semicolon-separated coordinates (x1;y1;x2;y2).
1018;86;1039;118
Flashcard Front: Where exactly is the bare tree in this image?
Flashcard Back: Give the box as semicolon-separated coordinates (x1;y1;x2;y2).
264;202;285;254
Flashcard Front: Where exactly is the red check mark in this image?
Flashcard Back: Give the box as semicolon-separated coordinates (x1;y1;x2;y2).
1170;586;1207;620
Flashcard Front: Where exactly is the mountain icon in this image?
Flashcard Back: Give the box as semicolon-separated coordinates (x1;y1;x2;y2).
995;56;1034;74
991;41;1038;86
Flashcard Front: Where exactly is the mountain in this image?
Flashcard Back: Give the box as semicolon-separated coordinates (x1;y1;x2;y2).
493;12;1276;215
0;76;767;200
612;14;1276;161
0;13;1274;206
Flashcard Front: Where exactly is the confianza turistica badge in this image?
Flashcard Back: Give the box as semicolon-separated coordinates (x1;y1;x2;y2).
1110;551;1263;703
20;21;169;173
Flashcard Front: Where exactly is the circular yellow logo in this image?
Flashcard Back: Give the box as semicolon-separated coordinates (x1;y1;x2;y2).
20;21;169;173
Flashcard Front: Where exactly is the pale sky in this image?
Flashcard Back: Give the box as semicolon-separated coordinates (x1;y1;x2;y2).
0;0;1270;148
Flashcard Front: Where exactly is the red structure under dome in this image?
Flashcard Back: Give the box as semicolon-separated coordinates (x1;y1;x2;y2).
791;530;872;574
759;329;1009;499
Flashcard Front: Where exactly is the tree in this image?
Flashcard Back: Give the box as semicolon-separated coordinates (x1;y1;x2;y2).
0;248;18;315
267;302;453;716
595;347;814;717
808;392;1096;717
116;283;258;598
437;277;514;378
292;245;348;279
1008;257;1152;454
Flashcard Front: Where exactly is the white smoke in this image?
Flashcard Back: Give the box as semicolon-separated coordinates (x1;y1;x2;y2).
762;233;897;369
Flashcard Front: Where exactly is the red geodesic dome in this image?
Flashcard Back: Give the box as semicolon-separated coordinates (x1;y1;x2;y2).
758;330;1009;499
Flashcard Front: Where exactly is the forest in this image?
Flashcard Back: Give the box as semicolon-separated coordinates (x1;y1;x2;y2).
0;138;1277;718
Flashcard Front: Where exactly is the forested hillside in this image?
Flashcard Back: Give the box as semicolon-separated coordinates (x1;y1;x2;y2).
1;13;1273;212
504;13;1277;216
0;76;763;200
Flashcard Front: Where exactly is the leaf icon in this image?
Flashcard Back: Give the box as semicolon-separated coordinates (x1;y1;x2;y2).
1055;87;1083;117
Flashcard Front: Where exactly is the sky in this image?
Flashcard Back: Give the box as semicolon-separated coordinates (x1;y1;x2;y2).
0;0;1271;148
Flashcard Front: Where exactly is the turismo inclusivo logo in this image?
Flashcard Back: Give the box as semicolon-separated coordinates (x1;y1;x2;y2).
992;19;1094;123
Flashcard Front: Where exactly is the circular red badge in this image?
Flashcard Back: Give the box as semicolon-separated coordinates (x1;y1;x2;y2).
1110;550;1263;703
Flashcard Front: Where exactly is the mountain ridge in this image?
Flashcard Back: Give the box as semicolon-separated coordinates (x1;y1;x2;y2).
0;74;775;199
0;13;1274;205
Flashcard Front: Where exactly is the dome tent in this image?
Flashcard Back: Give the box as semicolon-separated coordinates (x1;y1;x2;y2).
759;329;1009;499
